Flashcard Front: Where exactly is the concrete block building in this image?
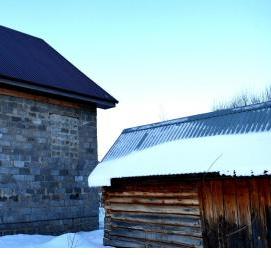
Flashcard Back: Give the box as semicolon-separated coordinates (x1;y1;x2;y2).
0;25;117;235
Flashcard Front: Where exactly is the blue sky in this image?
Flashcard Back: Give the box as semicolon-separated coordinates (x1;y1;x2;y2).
1;0;271;158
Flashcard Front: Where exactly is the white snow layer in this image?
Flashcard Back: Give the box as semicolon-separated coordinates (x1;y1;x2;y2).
89;132;271;187
0;230;107;248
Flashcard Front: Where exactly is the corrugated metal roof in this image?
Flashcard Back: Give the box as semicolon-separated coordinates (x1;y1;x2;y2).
89;131;271;187
103;101;271;161
0;25;118;108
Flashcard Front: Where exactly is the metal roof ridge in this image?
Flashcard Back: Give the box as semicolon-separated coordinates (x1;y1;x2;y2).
122;100;271;133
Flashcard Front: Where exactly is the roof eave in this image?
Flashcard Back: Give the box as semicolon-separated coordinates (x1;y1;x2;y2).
0;77;117;109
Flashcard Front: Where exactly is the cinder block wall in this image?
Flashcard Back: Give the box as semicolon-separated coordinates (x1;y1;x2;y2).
0;93;99;235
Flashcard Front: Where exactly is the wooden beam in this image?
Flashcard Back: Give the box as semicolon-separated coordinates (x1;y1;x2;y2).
0;86;91;109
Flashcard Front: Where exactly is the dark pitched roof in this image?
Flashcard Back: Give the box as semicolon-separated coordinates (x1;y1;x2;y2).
103;101;271;161
0;25;118;109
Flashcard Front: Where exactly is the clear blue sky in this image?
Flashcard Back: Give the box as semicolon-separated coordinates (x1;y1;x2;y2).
1;0;271;158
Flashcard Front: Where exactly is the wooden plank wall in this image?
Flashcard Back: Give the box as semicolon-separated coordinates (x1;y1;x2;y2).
103;177;203;248
199;176;271;248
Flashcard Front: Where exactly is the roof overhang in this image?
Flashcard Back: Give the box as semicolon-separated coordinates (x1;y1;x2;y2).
0;76;117;109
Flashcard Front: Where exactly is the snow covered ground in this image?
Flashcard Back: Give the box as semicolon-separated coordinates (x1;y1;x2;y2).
0;230;108;248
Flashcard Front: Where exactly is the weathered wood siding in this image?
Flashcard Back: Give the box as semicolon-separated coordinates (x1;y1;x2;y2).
103;175;271;248
199;176;271;248
103;177;203;247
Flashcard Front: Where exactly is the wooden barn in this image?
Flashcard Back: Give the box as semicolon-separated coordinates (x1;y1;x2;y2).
89;102;271;248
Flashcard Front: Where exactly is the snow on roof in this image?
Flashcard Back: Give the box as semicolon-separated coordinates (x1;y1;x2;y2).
89;102;271;187
89;131;271;187
102;101;271;161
